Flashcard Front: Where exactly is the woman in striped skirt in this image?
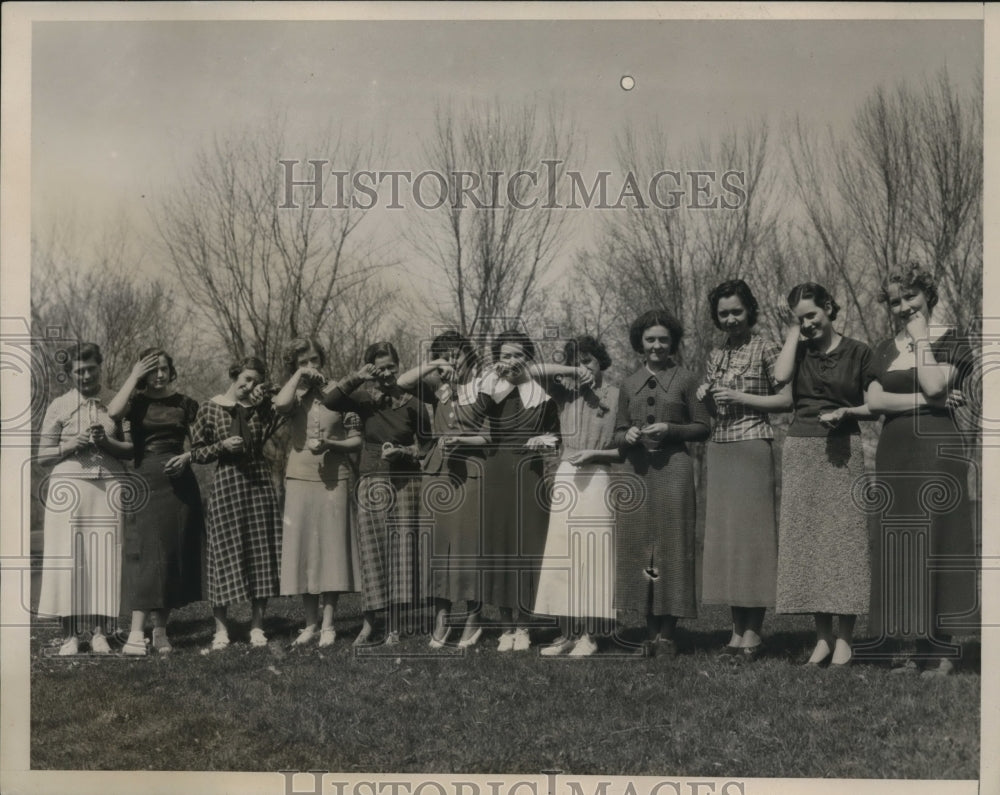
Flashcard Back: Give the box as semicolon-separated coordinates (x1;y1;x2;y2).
322;342;432;646
191;356;282;651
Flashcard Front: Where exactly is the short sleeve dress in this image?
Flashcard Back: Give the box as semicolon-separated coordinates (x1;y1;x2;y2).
700;336;782;608
533;383;620;624
614;364;710;618
775;335;875;615
190;399;282;607
122;392;204;612
863;330;978;647
37;388;128;622
279;387;362;596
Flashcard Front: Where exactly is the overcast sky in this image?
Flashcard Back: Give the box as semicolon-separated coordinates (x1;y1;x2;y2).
30;17;983;283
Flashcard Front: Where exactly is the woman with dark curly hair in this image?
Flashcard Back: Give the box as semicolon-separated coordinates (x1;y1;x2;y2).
860;265;977;676
478;329;561;652
533;335;621;657
774;283;876;667
107;347;204;655
322;341;432;645
274;338;362;648
697;280;792;661
614;311;711;657
191;356;282;651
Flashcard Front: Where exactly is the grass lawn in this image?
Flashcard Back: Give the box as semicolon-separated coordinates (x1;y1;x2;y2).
29;596;980;778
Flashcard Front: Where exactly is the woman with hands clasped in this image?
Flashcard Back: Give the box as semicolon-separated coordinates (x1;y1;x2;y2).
273;339;362;649
37;342;133;655
533;336;622;657
191;357;282;651
322;342;432;646
107;348;204;655
773;283;875;667
861;266;977;676
615;311;711;658
697;280;792;662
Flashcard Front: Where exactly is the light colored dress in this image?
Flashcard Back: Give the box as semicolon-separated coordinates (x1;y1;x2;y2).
37;388;127;620
534;383;620;621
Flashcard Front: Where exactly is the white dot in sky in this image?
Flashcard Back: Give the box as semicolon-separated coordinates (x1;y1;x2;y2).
620;75;635;91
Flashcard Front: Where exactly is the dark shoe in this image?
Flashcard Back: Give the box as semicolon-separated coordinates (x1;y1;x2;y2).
718;644;741;659
655;637;678;659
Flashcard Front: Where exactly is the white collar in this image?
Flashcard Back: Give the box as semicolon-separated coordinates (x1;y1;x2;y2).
478;371;549;409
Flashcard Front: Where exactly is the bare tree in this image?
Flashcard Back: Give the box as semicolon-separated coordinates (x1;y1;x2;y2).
408;100;577;338
153;118;391;382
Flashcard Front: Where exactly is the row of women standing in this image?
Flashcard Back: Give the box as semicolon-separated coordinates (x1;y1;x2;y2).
36;266;978;673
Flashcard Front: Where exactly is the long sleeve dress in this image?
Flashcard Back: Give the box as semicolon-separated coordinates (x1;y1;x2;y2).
863;330;978;647
477;374;560;613
190;398;282;607
614;364;710;618
37;388;128;621
323;378;433;612
122;392;204;612
421;377;492;605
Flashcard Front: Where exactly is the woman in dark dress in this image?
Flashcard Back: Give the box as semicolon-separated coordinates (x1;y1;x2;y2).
479;329;560;652
191;357;282;651
107;348;204;655
397;331;490;648
322;342;432;646
862;265;977;676
614;311;711;658
774;283;876;667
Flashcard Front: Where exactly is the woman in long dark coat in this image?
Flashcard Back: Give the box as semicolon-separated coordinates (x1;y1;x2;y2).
614;311;710;658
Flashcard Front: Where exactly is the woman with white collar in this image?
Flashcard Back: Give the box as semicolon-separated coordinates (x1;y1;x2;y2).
190;356;282;651
479;329;561;652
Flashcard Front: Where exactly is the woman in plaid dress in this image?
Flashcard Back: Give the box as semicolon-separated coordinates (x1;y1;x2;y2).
191;356;282;651
615;311;711;658
322;342;432;646
696;280;792;662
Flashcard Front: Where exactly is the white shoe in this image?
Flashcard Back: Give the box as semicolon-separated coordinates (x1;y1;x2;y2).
151;628;173;654
58;636;79;656
318;628;337;648
293;625;318;646
457;627;483;649
123;632;148;656
90;633;111;655
540;636;573;656
512;627;531;651
210;630;231;651
497;631;516;652
568;634;598;657
249;628;268;647
383;631;400;647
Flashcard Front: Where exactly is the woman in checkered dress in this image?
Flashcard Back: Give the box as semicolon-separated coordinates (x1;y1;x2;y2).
696;280;792;662
191;356;282;651
614;310;711;657
322;342;432;646
274;338;362;649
